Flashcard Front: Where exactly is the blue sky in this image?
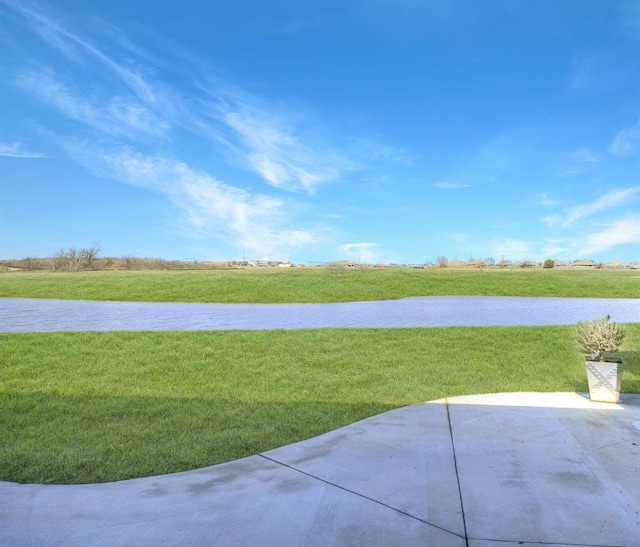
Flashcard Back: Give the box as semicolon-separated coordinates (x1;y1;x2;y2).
1;0;639;264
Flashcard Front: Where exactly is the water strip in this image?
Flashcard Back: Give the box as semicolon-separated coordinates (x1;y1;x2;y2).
1;296;638;332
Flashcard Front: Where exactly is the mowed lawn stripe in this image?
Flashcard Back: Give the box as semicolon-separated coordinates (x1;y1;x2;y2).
2;325;639;484
1;268;639;302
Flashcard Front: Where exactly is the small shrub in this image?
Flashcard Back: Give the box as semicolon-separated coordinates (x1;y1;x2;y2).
576;315;626;361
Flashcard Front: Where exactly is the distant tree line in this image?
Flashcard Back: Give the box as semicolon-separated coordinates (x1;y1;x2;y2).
1;245;237;271
2;248;638;272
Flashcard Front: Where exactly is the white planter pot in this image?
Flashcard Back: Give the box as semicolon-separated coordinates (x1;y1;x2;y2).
585;360;623;403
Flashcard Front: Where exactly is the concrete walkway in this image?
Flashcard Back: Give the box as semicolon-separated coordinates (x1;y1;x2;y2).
2;392;639;546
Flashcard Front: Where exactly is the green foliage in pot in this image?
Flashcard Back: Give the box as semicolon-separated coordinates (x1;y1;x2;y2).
576;315;626;362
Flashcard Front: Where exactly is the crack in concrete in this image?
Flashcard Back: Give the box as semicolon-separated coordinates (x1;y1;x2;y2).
446;398;470;547
258;453;466;541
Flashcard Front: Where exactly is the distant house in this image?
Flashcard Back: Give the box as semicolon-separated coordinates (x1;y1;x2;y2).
573;259;597;269
517;260;540;269
328;260;359;268
497;260;512;269
553;260;571;269
448;259;468;268
467;259;487;268
603;261;626;270
628;262;640;270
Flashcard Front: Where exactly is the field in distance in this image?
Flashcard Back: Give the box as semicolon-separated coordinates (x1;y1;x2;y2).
0;267;638;302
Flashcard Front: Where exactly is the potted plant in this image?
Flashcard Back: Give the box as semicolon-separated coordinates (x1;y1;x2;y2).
576;315;626;403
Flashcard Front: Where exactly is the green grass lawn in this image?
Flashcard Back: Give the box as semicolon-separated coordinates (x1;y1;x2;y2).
2;325;639;484
1;268;638;484
1;267;639;302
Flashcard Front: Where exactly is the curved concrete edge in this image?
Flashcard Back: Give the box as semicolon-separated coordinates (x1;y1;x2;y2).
2;392;640;547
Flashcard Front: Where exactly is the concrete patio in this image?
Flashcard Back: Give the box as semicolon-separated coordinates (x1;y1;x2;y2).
2;392;639;546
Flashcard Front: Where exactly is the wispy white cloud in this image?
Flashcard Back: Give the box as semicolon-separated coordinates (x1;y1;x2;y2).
537;185;640;259
433;181;470;190
561;147;600;175
7;0;162;105
204;87;361;193
577;215;640;256
6;0;401;201
4;0;84;62
573;148;599;163
0;141;47;158
541;238;568;259
4;0;399;257
338;242;381;263
15;69;168;139
564;186;640;224
6;0;182;134
63;142;315;256
541;215;561;228
610;117;640;156
542;186;640;228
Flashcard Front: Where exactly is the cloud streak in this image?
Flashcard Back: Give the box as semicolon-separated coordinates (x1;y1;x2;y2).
5;0;396;191
64;142;315;256
578;215;640;257
3;0;399;256
0;141;47;158
202;87;361;193
610;117;640;156
15;69;168;139
433;181;471;190
338;242;382;263
7;1;370;196
536;186;640;259
6;0;163;105
564;186;640;224
542;186;640;228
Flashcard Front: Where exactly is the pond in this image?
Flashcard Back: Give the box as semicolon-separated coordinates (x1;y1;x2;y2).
0;296;638;332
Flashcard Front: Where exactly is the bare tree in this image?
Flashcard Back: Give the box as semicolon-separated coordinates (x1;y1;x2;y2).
80;243;101;270
51;243;101;271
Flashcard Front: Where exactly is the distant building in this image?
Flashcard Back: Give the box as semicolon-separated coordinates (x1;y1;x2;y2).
573;259;596;268
327;260;359;268
512;260;539;269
